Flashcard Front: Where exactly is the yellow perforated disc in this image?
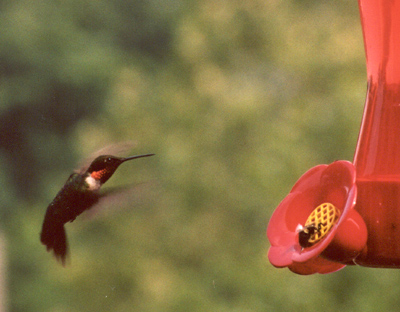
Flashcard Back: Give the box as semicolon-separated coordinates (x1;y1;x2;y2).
304;203;340;245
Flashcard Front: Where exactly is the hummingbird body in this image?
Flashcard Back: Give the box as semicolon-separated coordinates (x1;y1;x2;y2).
40;153;154;264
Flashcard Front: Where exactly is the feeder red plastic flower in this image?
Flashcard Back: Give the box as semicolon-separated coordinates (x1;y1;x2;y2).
267;161;367;275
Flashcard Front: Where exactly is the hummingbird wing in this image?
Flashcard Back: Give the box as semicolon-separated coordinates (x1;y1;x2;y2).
80;180;158;219
75;141;137;174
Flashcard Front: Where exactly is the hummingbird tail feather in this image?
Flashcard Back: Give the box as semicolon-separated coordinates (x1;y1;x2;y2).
40;219;68;265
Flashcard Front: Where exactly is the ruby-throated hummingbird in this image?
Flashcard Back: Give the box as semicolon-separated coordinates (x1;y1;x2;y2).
40;152;154;265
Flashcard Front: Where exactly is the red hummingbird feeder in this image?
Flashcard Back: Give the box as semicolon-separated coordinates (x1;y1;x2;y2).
353;0;400;267
267;0;400;274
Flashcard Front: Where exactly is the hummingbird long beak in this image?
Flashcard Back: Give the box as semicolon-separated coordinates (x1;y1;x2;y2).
122;153;155;162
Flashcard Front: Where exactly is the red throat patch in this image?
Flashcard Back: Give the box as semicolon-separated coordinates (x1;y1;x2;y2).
91;168;108;180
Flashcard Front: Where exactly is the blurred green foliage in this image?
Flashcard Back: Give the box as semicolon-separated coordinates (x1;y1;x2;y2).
1;0;398;311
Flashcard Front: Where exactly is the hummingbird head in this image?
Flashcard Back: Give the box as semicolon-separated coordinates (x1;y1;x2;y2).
86;153;155;185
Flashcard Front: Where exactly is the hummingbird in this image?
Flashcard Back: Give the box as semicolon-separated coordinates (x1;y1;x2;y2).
40;152;154;265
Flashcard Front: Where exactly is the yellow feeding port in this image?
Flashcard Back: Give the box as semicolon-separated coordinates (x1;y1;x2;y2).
304;203;341;246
